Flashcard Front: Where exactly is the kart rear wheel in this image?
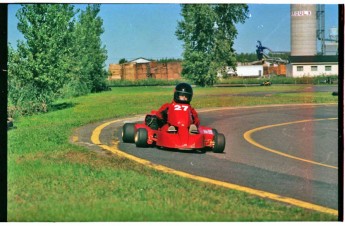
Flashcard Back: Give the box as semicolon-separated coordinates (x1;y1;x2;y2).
213;133;225;153
122;123;135;143
135;128;148;147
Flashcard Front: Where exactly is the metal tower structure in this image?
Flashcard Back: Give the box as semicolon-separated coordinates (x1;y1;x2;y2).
317;4;326;54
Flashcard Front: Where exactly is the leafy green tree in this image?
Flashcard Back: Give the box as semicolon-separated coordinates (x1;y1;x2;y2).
176;4;249;86
72;4;108;94
8;4;77;114
119;58;127;64
8;4;109;114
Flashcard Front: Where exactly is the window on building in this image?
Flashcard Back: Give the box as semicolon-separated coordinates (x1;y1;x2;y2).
297;66;303;71
311;66;318;71
325;66;332;71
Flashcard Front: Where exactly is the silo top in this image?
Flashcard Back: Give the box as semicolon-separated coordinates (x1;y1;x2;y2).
290;4;317;56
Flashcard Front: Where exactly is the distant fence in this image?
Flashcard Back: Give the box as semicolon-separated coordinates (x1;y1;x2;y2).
108;61;182;81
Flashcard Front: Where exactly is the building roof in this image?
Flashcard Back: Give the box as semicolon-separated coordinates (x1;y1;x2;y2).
130;57;151;64
289;55;338;63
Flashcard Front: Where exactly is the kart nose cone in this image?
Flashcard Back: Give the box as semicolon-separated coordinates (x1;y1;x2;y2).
157;127;204;150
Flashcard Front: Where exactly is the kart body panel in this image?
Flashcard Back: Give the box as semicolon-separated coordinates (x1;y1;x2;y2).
123;103;225;152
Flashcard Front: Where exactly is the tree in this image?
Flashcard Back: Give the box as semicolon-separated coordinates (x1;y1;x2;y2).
8;4;109;114
72;4;108;93
118;58;128;64
8;4;77;114
176;4;249;86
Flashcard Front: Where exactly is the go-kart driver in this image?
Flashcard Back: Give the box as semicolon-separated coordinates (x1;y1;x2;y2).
156;83;200;133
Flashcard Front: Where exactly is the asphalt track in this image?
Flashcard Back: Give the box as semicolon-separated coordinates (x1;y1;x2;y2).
72;103;339;215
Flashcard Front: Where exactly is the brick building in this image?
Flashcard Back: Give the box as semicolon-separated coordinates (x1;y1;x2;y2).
108;58;182;81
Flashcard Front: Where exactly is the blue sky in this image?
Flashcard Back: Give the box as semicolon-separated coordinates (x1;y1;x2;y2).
8;4;339;67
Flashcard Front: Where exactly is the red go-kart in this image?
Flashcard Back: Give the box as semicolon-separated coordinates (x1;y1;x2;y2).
121;102;226;153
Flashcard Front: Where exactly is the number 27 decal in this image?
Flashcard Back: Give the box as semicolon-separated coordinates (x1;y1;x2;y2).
174;105;189;111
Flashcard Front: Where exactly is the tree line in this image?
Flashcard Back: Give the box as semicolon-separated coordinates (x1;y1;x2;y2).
8;4;251;115
236;52;290;63
8;4;108;115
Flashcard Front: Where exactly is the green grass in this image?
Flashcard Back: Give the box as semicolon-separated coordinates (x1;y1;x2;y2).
106;78;183;87
8;85;338;221
218;75;338;85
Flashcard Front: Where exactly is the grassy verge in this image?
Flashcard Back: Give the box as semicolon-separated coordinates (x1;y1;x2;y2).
218;75;338;85
8;85;338;221
105;75;338;88
106;78;183;87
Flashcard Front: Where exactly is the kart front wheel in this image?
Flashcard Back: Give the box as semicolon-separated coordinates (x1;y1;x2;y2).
135;128;148;147
122;123;135;143
213;133;225;153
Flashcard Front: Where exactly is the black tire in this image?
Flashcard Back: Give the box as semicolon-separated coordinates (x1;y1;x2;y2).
135;128;148;147
213;133;226;153
122;123;135;143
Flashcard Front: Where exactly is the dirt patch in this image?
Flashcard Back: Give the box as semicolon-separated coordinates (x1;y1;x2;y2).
58;150;121;169
15;152;46;164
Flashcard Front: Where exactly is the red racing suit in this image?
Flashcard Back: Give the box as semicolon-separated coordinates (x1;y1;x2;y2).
156;101;200;127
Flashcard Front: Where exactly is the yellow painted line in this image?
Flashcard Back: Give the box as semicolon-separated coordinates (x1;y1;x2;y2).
243;118;338;170
71;135;79;142
90;118;338;216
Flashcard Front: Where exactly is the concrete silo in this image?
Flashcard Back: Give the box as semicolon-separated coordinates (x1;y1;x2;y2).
290;4;317;56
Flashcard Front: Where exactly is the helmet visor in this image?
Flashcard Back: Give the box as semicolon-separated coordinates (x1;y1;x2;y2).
176;91;192;103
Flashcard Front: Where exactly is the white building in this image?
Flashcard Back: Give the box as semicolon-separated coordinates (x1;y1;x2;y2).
130;57;151;64
286;55;338;77
225;65;264;77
